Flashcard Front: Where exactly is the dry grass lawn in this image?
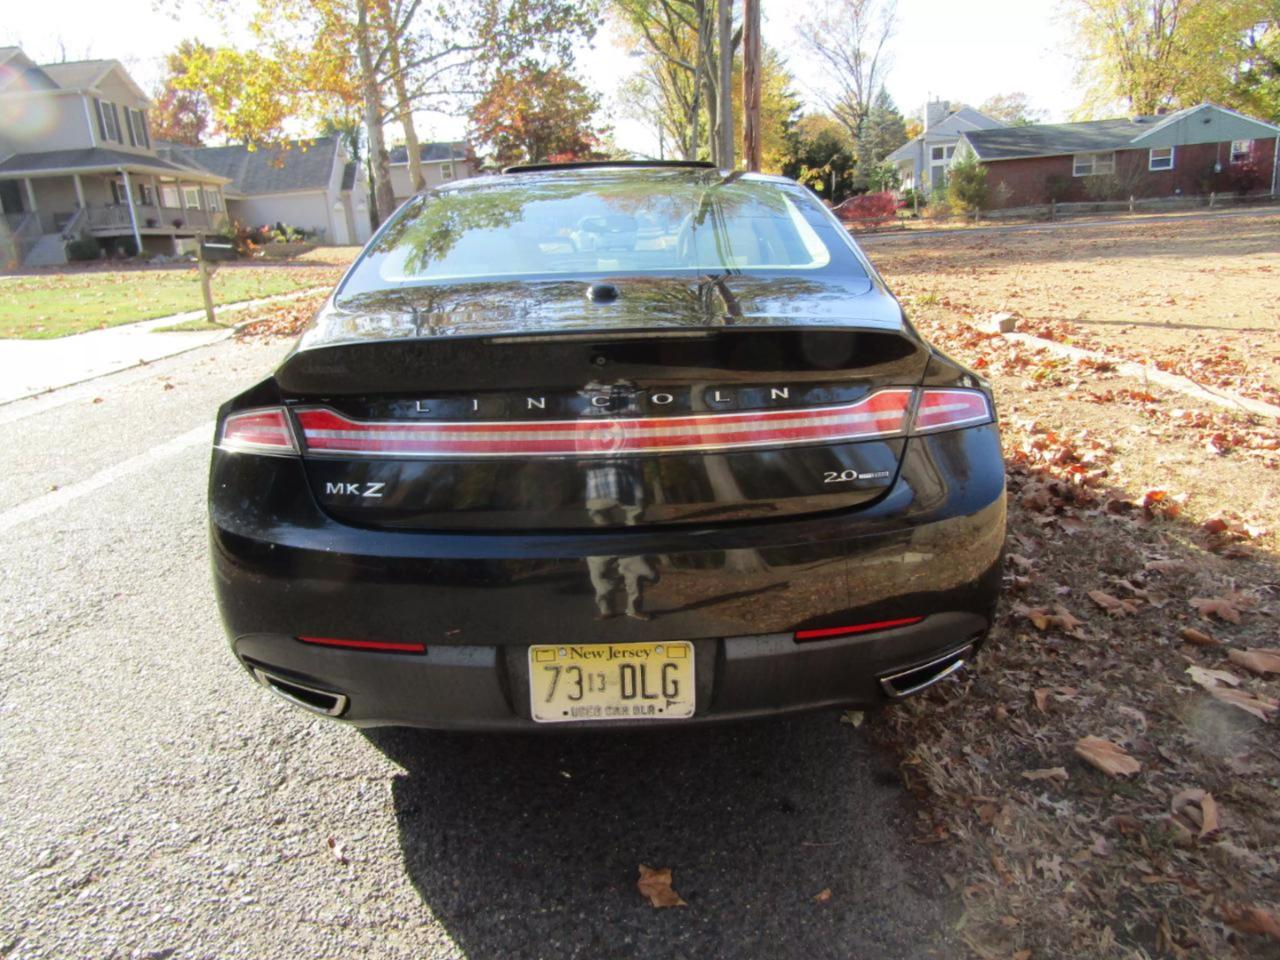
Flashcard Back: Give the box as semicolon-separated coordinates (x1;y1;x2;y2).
862;213;1280;959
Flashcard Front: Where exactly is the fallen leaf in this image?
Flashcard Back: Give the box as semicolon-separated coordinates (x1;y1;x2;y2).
1074;736;1141;778
1179;626;1218;647
1036;853;1064;881
813;888;832;903
1208;686;1278;722
1190;596;1243;624
327;836;348;865
637;864;686;908
1223;905;1280;942
1089;589;1140;617
1186;665;1242;689
1144;558;1186;575
1171;788;1220;838
1033;687;1050;713
839;710;865;728
1022;767;1069;782
1228;648;1280;676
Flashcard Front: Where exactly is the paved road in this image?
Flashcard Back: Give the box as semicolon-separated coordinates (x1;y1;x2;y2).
0;336;958;959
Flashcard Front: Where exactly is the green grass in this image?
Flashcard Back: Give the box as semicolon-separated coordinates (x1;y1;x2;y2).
0;264;343;339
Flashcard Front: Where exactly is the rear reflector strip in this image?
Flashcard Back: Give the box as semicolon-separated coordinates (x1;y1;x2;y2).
295;389;915;458
794;616;924;642
911;389;992;433
297;636;426;653
219;407;298;454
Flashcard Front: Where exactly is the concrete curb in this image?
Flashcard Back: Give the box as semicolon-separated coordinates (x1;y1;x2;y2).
982;325;1280;420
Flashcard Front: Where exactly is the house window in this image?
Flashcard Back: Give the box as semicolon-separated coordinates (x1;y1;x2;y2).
441;162;454;180
125;110;137;147
1230;140;1252;163
137;183;154;206
1148;147;1174;171
1073;151;1116;177
930;145;945;162
182;186;202;209
100;102;120;143
160;184;181;209
205;189;221;212
930;164;947;189
134;110;150;149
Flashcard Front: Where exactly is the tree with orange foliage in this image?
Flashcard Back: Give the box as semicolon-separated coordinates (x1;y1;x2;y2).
468;64;606;167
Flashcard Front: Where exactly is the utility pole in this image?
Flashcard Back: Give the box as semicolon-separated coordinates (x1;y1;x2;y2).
742;0;762;172
717;0;734;168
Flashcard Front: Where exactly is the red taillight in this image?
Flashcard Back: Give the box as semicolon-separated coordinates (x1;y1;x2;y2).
794;616;924;642
911;389;992;434
219;407;298;454
294;389;915;458
297;636;426;653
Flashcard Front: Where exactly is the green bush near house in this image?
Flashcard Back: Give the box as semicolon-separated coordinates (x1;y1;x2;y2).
65;238;101;262
947;155;990;216
1044;174;1071;203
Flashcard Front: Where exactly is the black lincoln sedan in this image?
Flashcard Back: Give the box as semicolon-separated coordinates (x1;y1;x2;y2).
209;161;1005;729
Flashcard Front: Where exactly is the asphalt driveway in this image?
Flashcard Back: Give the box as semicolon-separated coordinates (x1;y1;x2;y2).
0;336;958;959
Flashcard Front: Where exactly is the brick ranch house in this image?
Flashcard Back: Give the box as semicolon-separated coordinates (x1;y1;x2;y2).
955;103;1280;209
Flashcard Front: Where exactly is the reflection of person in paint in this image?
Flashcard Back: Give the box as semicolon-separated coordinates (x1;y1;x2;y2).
585;460;658;620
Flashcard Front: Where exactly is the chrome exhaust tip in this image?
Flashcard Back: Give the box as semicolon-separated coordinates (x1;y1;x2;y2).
878;643;974;699
252;667;348;717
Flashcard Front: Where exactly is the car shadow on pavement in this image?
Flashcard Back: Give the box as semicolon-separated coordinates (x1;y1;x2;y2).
364;713;959;960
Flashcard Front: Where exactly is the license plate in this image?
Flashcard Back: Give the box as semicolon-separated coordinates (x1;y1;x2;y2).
528;642;695;723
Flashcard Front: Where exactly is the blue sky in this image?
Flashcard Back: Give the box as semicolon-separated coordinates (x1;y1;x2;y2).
4;0;1084;154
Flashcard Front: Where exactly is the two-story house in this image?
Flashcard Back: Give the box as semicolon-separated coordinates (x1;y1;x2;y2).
0;46;233;266
886;100;1005;196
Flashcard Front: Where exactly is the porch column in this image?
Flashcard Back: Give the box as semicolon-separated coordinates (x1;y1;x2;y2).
23;178;37;211
73;174;86;208
119;168;143;253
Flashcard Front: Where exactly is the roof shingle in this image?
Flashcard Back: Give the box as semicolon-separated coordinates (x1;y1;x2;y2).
963;118;1161;160
189;138;340;195
388;141;467;164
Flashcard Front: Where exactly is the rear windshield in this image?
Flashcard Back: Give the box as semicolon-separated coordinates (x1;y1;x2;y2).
338;171;866;297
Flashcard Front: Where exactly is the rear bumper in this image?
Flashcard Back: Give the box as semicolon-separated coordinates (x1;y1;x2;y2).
210;425;1006;729
235;614;987;729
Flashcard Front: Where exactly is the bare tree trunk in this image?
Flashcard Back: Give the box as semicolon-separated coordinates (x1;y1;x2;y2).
742;0;761;171
356;0;396;222
717;0;734;168
690;0;703;161
375;0;425;193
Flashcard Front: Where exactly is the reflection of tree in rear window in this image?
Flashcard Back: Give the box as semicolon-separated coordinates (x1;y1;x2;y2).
340;172;863;296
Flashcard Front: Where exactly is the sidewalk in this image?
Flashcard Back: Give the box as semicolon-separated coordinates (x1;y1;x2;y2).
0;288;323;405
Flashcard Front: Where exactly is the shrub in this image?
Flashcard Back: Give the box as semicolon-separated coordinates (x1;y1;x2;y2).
991;180;1015;208
899;187;927;210
1044;174;1071;203
1228;158;1264;194
832;191;898;226
865;161;901;193
922;196;954;220
1082;174;1124;202
65;238;101;262
947;154;989;215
